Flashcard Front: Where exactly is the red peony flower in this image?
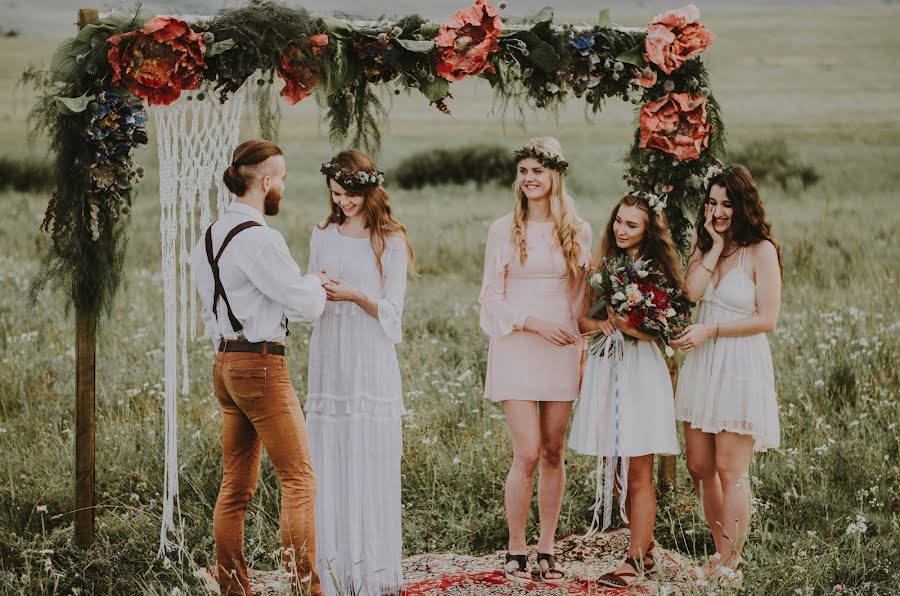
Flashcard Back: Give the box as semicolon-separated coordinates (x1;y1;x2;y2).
644;4;715;75
107;17;206;106
639;92;712;161
650;286;669;310
277;35;330;105
434;0;503;82
627;309;646;329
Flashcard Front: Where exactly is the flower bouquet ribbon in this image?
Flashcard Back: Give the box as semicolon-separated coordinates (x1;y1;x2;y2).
584;329;629;536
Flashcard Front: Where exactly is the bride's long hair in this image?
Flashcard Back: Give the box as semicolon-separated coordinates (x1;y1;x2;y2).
319;149;416;279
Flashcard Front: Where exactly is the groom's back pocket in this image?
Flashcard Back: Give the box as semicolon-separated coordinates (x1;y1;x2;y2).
226;366;267;402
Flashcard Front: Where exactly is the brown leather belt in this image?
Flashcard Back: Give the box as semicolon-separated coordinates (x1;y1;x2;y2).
218;339;285;356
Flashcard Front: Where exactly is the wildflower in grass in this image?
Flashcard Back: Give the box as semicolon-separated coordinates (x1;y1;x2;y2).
845;514;868;536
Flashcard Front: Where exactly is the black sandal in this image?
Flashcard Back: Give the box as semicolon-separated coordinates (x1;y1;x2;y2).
597;555;656;588
504;553;532;584
536;552;566;585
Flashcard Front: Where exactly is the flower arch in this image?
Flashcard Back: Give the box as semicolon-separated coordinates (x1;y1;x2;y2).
26;0;725;547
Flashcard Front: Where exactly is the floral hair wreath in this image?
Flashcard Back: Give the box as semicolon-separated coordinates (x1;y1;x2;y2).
702;161;730;188
513;146;569;173
628;190;667;215
320;162;385;190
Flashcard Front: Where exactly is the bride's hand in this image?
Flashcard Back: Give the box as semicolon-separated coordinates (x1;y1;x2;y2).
324;278;361;302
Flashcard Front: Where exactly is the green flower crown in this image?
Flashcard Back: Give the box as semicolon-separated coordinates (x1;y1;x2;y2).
320;162;385;190
513;146;569;173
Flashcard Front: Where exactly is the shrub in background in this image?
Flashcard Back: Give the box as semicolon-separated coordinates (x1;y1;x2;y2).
392;145;513;190
0;156;55;193
729;138;820;191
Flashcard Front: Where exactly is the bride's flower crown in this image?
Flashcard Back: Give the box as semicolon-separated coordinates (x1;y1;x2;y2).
629;190;667;215
320;162;385;190
513;146;569;173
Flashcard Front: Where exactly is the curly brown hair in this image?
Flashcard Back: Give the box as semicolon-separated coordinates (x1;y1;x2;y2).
694;164;781;270
597;194;686;294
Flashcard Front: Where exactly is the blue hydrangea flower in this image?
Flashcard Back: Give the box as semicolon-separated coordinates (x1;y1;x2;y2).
569;34;595;51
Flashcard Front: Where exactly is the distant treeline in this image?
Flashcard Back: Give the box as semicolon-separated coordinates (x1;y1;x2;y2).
390;139;820;193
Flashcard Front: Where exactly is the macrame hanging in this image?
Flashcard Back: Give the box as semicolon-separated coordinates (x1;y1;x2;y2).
152;85;247;555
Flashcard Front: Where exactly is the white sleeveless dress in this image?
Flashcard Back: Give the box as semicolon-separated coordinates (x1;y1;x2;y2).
569;337;679;457
675;248;780;451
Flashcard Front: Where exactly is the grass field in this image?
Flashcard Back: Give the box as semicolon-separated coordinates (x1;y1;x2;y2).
0;4;899;595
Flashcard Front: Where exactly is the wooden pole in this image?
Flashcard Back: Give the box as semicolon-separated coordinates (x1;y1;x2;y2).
658;360;679;491
74;7;99;549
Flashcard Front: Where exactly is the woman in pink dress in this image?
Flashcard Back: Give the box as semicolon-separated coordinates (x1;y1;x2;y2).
479;137;591;584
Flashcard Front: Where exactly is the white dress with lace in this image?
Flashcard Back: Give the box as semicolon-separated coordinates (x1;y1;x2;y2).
305;224;406;596
675;248;780;451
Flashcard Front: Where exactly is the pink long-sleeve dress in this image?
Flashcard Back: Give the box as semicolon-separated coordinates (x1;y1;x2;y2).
479;213;591;402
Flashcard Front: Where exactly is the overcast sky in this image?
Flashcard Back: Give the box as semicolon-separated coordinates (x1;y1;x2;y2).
0;0;879;36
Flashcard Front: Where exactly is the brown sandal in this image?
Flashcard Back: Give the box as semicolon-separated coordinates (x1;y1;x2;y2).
597;555;656;588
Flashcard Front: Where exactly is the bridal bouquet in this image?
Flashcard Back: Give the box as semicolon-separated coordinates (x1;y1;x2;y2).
586;256;690;357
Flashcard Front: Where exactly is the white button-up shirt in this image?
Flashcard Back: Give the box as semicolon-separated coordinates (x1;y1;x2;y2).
190;202;326;347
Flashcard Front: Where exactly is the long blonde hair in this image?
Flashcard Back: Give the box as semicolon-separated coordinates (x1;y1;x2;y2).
319;149;416;279
511;137;584;277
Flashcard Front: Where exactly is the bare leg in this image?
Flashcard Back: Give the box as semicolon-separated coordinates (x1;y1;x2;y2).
601;455;656;585
502;401;540;579
624;455;656;560
535;401;572;580
684;423;725;561
714;431;755;567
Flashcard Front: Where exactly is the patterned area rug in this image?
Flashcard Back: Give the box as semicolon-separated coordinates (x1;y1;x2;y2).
196;529;694;595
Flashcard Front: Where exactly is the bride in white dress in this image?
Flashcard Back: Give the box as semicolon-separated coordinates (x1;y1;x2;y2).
569;192;683;589
672;164;782;582
305;150;415;596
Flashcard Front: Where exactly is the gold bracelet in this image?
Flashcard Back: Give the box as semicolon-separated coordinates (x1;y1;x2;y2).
700;261;714;274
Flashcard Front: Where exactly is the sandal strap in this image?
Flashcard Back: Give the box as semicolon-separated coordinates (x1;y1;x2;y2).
536;553;564;578
505;553;528;573
536;553;558;567
598;570;637;587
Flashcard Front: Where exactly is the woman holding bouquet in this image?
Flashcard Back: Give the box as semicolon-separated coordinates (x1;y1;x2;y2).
568;192;684;588
672;165;782;581
479;137;591;584
306;149;415;595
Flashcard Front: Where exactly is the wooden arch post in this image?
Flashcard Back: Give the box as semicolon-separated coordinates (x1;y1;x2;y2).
74;7;99;549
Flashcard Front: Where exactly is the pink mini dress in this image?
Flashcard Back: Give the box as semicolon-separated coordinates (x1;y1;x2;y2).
479;213;591;402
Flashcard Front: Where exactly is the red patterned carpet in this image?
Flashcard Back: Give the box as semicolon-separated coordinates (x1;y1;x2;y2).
401;529;692;595
197;529;694;594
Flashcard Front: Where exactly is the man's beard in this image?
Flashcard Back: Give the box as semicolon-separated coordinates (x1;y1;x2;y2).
263;187;282;216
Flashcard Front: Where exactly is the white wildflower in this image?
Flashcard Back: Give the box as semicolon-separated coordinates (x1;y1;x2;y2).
845;514;868;536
